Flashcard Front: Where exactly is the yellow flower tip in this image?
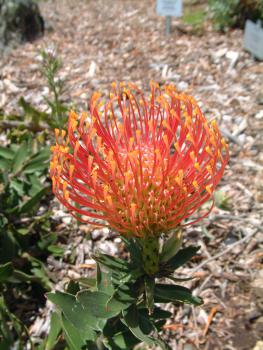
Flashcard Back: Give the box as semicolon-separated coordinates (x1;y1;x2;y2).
163;134;169;147
206;165;212;175
69;164;74;180
205;146;212;156
111;81;117;89
54;128;60;139
211;119;218;129
221;137;227;149
63;180;68;193
190;151;195;161
206;184;213;195
194;162;201;171
130;203;137;219
192;180;199;190
106;195;113;206
175;141;180;153
186;133;193;143
69;111;78;120
64;190;70;201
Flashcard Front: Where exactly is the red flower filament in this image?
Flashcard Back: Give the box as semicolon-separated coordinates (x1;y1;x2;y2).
50;82;229;237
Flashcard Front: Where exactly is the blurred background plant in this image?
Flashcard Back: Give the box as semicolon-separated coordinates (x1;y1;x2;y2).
208;0;263;31
0;48;69;349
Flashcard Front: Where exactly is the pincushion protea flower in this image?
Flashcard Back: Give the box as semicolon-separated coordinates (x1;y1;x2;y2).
50;82;229;274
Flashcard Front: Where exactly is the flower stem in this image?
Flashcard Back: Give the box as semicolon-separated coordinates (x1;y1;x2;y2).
141;235;160;276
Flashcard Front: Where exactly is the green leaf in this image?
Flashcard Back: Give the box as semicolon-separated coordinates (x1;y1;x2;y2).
122;305;171;350
0;146;14;160
19;186;49;214
23;148;50;174
47;292;99;331
139;307;172;321
154;284;203;306
160;229;182;262
122;237;142;265
0;262;13;282
93;253;130;273
12;143;28;173
108;330;139;350
122;305;153;345
77;290;128;319
111;283;136;304
61;314;96;350
166;246;200;271
45;312;61;350
10;179;24;196
47;245;65;257
0;158;11;171
144;277;154;313
96;264;115;294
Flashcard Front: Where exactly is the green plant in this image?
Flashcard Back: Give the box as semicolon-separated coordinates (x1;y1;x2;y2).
0;49;69;349
0;139;54;348
47;237;201;350
0;49;69;142
40;49;69;129
209;0;263;31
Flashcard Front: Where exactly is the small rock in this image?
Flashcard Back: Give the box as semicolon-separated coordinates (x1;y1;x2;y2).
183;344;194;350
255;110;263;120
91;227;109;240
226;50;239;70
177;81;188;91
98;241;118;255
197;309;209;325
87;60;97;78
253;341;263;350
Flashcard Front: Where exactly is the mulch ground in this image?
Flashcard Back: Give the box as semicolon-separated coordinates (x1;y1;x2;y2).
0;0;262;349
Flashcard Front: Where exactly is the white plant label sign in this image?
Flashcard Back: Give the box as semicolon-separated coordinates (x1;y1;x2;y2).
156;0;182;17
244;20;263;60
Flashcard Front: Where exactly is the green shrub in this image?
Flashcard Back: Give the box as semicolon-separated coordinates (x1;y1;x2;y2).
0;49;69;349
209;0;263;31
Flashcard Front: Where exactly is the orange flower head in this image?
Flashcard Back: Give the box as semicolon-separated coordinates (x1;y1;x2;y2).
50;82;229;237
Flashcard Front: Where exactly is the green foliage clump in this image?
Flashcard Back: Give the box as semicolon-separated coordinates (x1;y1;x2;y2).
46;237;202;350
0;48;69;349
209;0;263;31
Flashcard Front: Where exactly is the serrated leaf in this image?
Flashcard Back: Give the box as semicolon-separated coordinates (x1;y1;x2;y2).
108;330;139;350
77;290;128;319
47;292;99;331
45;312;61;350
96;264;115;294
154;284;203;306
61;314;96;350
